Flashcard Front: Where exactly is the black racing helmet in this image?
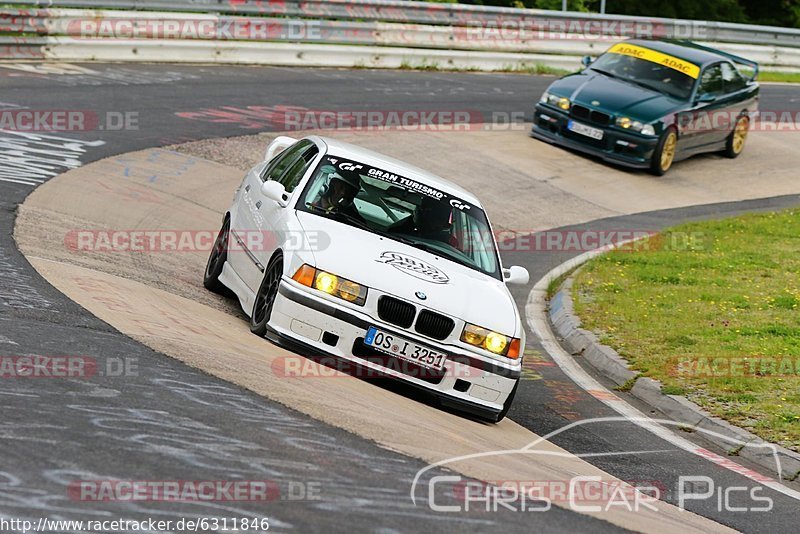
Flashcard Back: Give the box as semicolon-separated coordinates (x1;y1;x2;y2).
323;169;361;208
417;195;452;231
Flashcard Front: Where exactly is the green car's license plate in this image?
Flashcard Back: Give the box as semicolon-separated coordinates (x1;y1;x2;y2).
568;120;604;140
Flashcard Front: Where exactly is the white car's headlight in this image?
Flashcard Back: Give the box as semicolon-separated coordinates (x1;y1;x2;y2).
292;264;367;306
461;323;521;360
541;92;571;111
616;117;657;136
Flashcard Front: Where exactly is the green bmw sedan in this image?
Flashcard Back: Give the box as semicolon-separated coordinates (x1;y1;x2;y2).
531;39;759;175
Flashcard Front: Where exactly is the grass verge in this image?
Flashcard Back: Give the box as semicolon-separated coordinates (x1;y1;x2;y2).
759;71;800;83
572;209;800;452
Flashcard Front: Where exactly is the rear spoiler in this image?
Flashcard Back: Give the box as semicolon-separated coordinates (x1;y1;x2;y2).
672;40;759;81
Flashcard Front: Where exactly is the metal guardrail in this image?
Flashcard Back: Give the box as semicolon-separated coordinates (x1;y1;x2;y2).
1;1;799;70
6;0;800;47
0;9;630;53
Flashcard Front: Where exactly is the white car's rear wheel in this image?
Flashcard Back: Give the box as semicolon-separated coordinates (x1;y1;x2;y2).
250;253;283;337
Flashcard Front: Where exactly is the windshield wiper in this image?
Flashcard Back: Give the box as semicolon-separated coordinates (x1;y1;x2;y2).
305;203;374;232
590;67;618;79
405;239;469;266
332;211;372;232
591;67;659;92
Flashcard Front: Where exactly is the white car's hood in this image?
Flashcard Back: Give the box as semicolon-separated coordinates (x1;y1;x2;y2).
296;211;519;336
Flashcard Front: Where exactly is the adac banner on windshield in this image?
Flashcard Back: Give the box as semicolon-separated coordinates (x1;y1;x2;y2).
607;43;701;79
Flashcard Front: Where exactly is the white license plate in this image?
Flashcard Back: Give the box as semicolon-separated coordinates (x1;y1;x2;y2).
568;120;604;140
364;327;447;371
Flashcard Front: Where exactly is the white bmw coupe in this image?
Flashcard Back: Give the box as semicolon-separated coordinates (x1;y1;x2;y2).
204;136;529;422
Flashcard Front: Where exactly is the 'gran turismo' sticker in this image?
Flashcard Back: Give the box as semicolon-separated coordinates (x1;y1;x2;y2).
376;251;450;284
366;167;444;200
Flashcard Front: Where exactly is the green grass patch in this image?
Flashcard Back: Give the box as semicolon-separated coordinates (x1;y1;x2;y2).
500;63;571;76
394;59;569;75
547;270;573;299
572;208;800;452
615;377;638;392
759;71;800;83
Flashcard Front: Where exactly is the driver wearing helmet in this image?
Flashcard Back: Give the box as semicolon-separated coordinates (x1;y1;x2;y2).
314;168;365;222
415;196;461;249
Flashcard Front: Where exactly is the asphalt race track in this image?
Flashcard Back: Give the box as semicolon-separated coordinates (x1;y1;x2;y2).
2;63;800;533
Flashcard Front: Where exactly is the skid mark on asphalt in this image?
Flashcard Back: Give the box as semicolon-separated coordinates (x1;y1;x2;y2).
0;249;54;310
0;131;104;187
0;63;201;86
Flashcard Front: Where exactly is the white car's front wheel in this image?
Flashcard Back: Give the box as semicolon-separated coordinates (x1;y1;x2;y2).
204;217;230;295
495;379;519;423
250;253;283;337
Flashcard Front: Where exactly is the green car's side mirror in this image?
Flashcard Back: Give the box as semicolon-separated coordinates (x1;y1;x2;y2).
696;93;717;104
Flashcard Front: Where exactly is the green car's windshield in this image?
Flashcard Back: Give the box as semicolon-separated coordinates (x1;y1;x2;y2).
590;51;697;100
297;155;502;280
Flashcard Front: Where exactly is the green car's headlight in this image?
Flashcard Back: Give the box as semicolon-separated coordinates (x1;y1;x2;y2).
640;124;656;136
616;117;656;136
541;92;571;111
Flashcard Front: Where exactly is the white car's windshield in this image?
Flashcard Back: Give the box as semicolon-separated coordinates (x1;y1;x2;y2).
298;155;501;280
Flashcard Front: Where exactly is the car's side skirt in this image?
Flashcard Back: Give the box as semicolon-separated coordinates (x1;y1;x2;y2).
230;229;265;273
219;260;256;317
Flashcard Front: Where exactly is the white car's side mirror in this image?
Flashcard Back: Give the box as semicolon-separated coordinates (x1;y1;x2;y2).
261;180;288;208
264;135;298;163
503;266;529;285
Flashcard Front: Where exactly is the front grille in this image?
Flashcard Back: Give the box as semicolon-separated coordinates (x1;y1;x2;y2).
415;310;455;340
377;296;416;328
571;105;612;126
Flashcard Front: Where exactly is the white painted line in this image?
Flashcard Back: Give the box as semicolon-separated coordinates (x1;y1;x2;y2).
0;177;41;186
0;334;18;345
525;246;800;502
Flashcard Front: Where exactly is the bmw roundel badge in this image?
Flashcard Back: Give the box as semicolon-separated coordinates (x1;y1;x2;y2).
415;291;427;301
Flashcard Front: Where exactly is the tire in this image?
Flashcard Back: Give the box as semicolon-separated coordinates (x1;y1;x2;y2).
250;253;283;337
723;114;750;159
203;217;230;294
649;126;678;176
495;379;519;423
475;378;519;423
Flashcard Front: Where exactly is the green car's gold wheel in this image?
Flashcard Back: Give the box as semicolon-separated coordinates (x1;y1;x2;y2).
724;114;750;158
650;126;678;176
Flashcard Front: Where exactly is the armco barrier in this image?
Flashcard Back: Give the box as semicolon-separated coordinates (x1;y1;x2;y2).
1;9;628;53
1;1;799;72
30;37;587;71
8;0;800;46
0;36;47;59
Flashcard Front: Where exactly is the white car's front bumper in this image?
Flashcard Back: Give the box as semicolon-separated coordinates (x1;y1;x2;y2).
267;278;521;420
